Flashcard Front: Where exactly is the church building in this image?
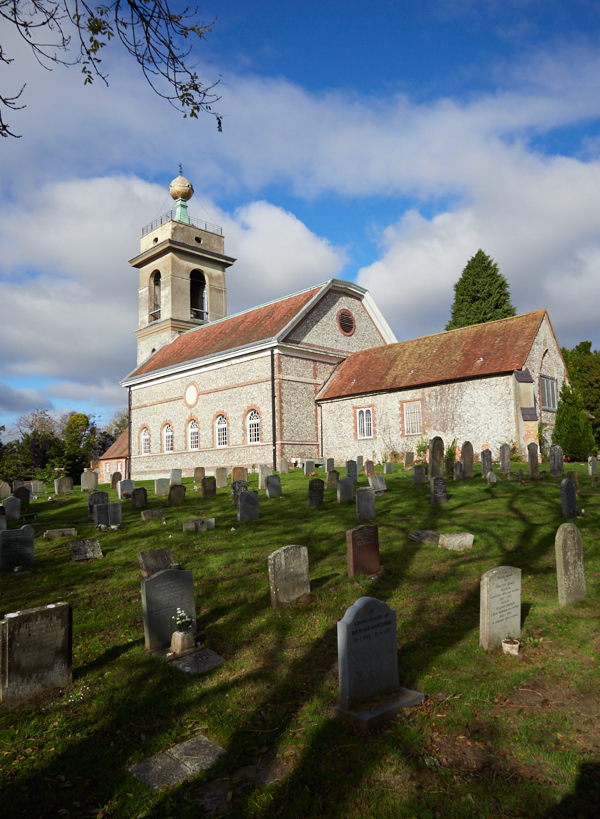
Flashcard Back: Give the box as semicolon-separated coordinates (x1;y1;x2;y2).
121;174;566;478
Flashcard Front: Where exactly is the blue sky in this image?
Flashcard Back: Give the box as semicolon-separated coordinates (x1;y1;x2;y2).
2;1;600;437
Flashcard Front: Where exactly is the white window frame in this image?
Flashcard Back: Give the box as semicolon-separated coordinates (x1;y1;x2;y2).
140;427;150;455
356;408;373;439
403;401;422;435
540;376;557;411
163;424;174;452
216;415;228;448
247;409;260;444
188;419;199;450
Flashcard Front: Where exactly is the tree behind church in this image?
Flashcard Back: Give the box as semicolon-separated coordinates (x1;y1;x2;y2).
552;383;596;460
446;250;516;330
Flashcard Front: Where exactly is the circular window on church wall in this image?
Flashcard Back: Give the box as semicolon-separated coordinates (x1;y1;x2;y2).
337;308;356;336
184;383;199;407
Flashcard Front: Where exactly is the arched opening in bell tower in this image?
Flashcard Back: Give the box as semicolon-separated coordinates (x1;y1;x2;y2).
149;271;161;322
190;269;206;321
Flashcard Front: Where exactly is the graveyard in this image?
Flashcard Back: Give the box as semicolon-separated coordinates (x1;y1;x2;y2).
0;460;599;817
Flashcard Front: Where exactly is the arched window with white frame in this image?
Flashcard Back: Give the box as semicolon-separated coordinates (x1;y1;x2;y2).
163;424;174;452
140;427;150;455
215;415;228;447
188;419;199;450
356;407;373;439
247;409;261;443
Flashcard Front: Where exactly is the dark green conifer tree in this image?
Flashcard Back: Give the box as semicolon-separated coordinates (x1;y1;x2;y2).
552;383;596;460
446;249;516;330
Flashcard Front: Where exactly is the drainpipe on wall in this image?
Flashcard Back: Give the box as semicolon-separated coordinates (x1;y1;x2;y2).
127;386;132;479
271;348;277;471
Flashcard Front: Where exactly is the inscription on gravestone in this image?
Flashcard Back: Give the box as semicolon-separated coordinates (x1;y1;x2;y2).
479;566;521;650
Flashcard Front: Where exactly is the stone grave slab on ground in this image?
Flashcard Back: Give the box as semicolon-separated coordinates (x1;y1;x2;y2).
479;566;521;650
0;526;35;571
555;523;586;606
182;518;215;533
88;491;108;519
131;487;148;510
215;467;228;489
69;538;103;561
137;548;176;578
438;532;474;551
346;525;380;577
169;647;226;674
141;509;166;522
308;478;324;506
80;470;98;492
237;490;259;522
168;484;186;505
44;528;78;540
461;441;474;478
154;478;170;496
356;487;375;521
0;602;72;707
336;597;424;730
268;545;311;607
129;733;226;791
561;478;578;519
265;474;282;499
141;567;196;651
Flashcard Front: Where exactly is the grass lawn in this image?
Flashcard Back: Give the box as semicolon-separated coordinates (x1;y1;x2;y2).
0;464;598;818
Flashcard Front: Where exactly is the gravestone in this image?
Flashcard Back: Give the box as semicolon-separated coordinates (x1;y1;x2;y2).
131;487;148;510
384;462;394;474
304;460;315;476
231;466;247;483
170;469;182;486
13;486;31;510
550;445;564;477
346;525;380;577
560;478;577;519
200;477;216;499
479;566;521;650
429;437;444;477
364;459;375;476
168;484;186;505
54;476;73;495
0;526;35;571
44;528;77;540
527;442;539;479
453;461;463;481
346;460;358;481
268;545;311;607
368;474;387;493
566;471;580;491
438;532;474;551
30;480;45;495
111;471;122;489
404;452;414;469
337;477;355;503
0;602;72;706
461;441;474;478
354;455;363;471
265;474;282;499
486;471;498;485
336;597;424;726
0;481;11;500
430;476;447;505
69;538;103;561
554;523;586;607
444;456;454;479
587;455;597;478
155;478;170;496
141;567;196;651
356;487;376;521
214;467;228;489
2;496;21;521
118;479;135;499
0;509;5;532
413;465;426;484
93;502;122;527
80;469;98;492
326;458;334;473
258;465;272;490
232;480;249;506
182;518;216;533
277;458;289;475
480;449;492;478
308;478;324;506
141;509;166;522
237;490;259;522
327;469;340;489
137;548;175;578
193;467;205;483
499;444;511;475
87;490;109;519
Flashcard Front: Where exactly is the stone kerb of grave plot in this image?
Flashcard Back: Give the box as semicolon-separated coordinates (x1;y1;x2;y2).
69;539;104;561
346;525;380;577
44;528;78;540
555;523;586;607
336;597;424;730
0;602;72;707
141;509;166;522
479;566;521;651
268;545;311;607
141;567;196;652
137;548;176;578
0;526;35;571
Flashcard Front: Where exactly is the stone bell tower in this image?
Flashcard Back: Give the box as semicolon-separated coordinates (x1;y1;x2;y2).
130;172;236;365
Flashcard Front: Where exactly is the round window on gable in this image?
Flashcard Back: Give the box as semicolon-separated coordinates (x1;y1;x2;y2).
338;309;355;336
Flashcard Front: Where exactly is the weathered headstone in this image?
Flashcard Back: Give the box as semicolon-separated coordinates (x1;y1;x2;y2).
0;526;35;571
88;490;109;519
384;462;394;474
429;437;444;478
438;532;474;551
304;460;315;476
2;496;21;521
0;602;72;706
277;458;289;475
356;487;376;521
170;469;182;486
337;477;355;503
43;528;78;540
231;466;247;483
214;467;228;489
131;487;148;510
368;474;387;493
93;502;122;527
444;456;454;479
308;478;324;506
0;481;11;500
453;461;463;481
413;464;426;484
13;486;31;510
587;455;597;479
560;478;577;519
486;471;498;485
258;465;272;490
404;452;414;469
550;445;564;477
111;471;122;489
80;469;98;492
527;442;539;479
364;459;375;476
346;525;380;577
237;490;259;522
193;467;205;483
54;476;73;495
200;476;216;499
137;548;175;578
499;444;511;475
141;567;196;651
30;480;45;495
168;484;186;505
182;518;216;534
0;508;5;532
326;457;334;473
346;460;358;481
154;478;170;496
231;479;249;506
141;509;166;522
265;474;282;499
117;479;135;499
461;441;474;478
479;566;521;650
566;471;580;492
356;455;364;470
268;545;311;607
69;539;103;561
327;469;340;489
430;476;447;505
480;449;492;478
554;523;586;607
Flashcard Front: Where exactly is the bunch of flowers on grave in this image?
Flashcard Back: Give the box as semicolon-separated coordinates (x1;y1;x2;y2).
172;607;193;633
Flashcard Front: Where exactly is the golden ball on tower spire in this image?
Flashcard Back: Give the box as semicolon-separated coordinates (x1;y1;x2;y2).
169;171;194;201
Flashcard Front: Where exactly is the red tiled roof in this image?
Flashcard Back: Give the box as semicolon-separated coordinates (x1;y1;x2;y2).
317;310;547;401
98;428;129;460
128;285;323;378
